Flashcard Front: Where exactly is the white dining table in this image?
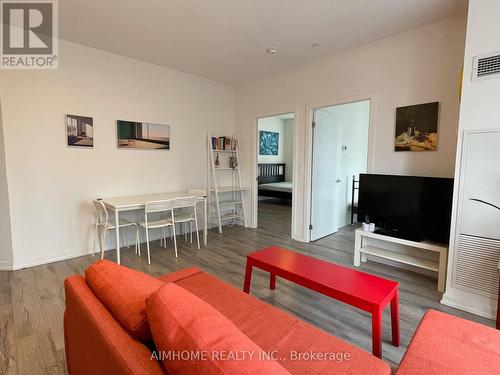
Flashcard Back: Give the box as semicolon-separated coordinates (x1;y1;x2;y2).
100;191;207;264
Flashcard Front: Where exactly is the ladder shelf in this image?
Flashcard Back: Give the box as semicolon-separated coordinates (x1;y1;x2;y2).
207;133;248;233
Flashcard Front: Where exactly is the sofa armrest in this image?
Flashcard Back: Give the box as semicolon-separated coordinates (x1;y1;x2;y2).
64;275;164;375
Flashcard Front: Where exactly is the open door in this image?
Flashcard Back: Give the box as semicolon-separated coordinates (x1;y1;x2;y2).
310;100;370;241
310;110;342;240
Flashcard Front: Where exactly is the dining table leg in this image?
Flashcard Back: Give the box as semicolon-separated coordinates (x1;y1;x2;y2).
115;209;121;265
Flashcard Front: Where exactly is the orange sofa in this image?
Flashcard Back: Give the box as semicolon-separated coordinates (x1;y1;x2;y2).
64;262;500;374
64;264;390;374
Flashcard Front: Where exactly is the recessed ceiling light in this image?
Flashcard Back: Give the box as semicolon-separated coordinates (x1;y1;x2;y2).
312;43;320;47
266;47;278;54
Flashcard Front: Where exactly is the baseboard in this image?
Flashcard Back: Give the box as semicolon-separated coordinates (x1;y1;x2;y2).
12;248;94;270
441;287;497;320
11;226;208;270
0;260;13;271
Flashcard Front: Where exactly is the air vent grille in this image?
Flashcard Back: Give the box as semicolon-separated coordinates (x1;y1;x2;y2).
455;234;500;296
473;52;500;81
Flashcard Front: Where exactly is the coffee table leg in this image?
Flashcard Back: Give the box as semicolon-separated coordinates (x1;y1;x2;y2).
390;289;400;347
372;307;382;358
270;273;276;290
243;261;253;294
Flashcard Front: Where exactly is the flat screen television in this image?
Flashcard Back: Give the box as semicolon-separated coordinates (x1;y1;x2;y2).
357;174;454;243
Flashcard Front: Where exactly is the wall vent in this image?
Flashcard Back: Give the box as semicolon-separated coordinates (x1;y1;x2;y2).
454;234;500;296
472;52;500;81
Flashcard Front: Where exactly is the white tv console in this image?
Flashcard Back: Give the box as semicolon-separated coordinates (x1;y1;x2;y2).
354;229;448;292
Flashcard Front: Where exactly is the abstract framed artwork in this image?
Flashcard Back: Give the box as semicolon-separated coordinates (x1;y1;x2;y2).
395;102;439;151
66;114;94;148
259;131;279;155
117;120;170;150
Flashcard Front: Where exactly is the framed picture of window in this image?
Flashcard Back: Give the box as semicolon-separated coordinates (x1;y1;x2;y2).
117;120;170;150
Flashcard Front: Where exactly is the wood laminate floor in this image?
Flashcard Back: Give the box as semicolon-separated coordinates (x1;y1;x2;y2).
0;199;494;374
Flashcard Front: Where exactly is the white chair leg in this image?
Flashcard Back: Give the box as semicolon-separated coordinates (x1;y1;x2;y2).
100;228;107;260
145;228;151;265
190;221;193;243
195;218;200;250
160;228;164;247
163;227;167;248
134;226;138;255
125;226;129;248
133;226;138;254
135;227;141;256
172;224;178;258
184;222;188;242
119;227;125;249
93;224;99;257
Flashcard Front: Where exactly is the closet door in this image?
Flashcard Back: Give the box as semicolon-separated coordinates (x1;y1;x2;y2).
453;129;500;297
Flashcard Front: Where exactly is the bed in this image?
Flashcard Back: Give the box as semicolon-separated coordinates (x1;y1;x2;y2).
258;163;292;200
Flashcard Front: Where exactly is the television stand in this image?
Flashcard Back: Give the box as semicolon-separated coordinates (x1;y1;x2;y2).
354;228;448;292
373;228;422;242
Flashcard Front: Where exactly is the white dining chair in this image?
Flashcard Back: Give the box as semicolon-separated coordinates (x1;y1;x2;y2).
173;196;200;250
139;199;176;264
93;200;140;260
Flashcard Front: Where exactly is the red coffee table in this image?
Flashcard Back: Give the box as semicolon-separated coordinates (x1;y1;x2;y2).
243;246;400;358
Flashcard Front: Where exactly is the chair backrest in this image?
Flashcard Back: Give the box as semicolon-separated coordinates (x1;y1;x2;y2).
145;199;175;214
93;200;108;225
173;196;197;209
145;199;175;226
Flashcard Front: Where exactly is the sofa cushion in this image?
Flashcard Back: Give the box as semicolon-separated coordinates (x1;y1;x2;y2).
146;283;291;375
85;259;164;341
396;309;500;375
173;271;391;374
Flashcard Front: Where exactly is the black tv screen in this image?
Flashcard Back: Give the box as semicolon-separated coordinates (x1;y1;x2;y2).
357;174;453;243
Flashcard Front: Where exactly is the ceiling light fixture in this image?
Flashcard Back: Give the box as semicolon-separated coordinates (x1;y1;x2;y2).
266;47;278;54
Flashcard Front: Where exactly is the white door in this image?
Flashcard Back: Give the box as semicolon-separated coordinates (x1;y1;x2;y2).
310;110;342;240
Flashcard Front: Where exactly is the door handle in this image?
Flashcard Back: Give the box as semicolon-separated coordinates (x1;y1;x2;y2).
336;179;342;183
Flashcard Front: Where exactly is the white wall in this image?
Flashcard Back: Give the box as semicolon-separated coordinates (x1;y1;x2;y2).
0;101;13;270
0;40;234;269
442;0;500;319
235;15;467;240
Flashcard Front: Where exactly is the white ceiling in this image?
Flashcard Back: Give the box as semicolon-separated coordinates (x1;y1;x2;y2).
59;0;467;87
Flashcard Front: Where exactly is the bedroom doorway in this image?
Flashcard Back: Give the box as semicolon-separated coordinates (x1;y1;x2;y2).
256;113;295;237
310;100;370;241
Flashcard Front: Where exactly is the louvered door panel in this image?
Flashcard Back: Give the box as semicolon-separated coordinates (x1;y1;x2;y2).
455;234;500;297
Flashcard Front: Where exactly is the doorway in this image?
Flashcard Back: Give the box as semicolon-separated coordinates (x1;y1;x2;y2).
255;113;295;237
310;100;370;241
